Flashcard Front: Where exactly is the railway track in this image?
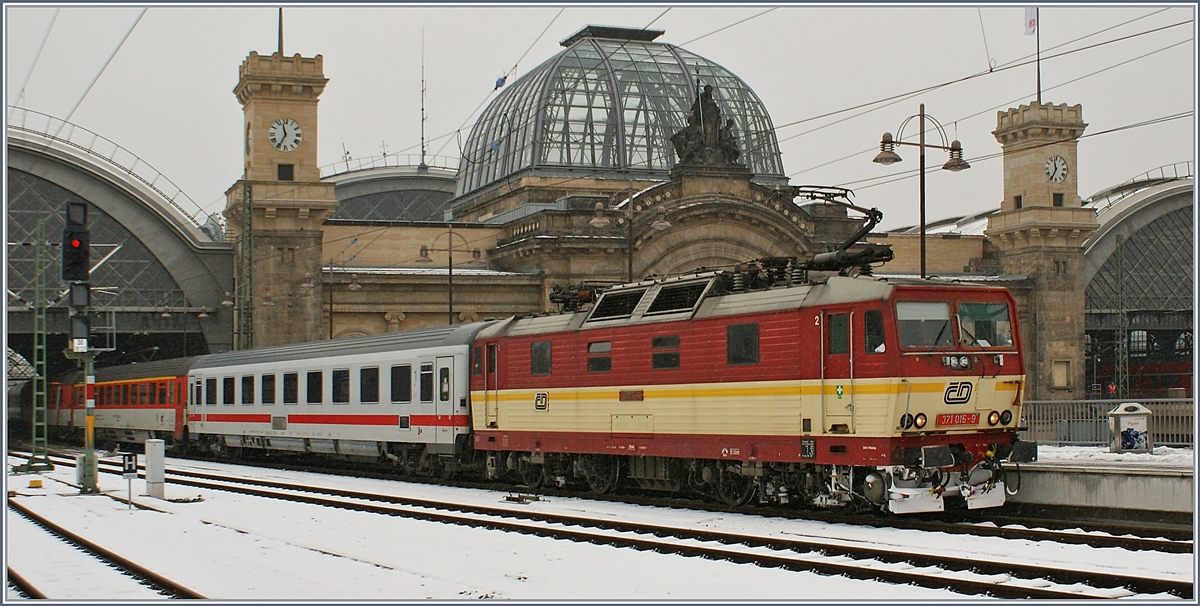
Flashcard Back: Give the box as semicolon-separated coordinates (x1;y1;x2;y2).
13;450;1191;600
6;497;206;599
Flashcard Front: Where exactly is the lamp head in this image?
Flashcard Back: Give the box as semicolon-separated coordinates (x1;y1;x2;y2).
941;140;970;172
872;132;902;165
416;245;433;263
651;206;671;231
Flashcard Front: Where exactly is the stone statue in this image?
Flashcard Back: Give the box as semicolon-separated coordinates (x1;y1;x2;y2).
671;82;743;167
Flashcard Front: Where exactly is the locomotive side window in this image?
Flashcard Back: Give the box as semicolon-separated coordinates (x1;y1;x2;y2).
204;379;215;405
391;365;412;403
864;310;885;353
332;369;350;404
419;364;434;402
958;303;1013;347
439;367;451;402
262;374;276;405
587;341;612;373
487;344;497;373
896;302;953;348
283;372;298;404
361;367;379;403
727;323;759;365
222;377;235;405
242;376;255;405
828;315;848;355
307;371;323;404
473;346;482;375
531;341;552;375
652;335;680;370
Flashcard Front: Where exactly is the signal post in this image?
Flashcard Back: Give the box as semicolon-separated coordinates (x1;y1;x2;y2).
60;202;99;494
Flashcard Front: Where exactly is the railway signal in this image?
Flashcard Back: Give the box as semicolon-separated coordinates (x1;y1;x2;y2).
61;202;90;282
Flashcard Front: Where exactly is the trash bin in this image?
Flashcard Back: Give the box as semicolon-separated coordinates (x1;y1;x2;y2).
1108;403;1153;453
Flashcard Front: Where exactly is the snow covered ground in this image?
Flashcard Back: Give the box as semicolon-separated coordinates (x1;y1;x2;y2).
5;446;1193;601
1033;445;1194;468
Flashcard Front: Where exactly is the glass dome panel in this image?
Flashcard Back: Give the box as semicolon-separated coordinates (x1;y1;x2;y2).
457;29;785;196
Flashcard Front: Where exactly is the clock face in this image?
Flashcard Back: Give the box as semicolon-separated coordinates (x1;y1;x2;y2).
268;118;303;152
1045;155;1068;183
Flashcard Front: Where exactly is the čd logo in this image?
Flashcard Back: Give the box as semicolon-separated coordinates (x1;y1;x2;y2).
944;381;973;404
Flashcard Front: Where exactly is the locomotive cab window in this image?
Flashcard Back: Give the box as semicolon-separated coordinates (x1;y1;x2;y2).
896;302;953;348
827;314;848;355
957;303;1013;348
473;346;483;375
531;341;552;375
391;365;412;403
727;323;759;365
332;369;350;404
652;335;680;370
283;372;298;404
306;371;322;404
864;310;885;353
361;367;379;403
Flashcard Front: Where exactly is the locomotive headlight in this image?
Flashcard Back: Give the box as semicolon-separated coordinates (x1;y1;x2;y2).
1000;410;1013;425
988;410;1001;426
899;413;914;429
914;413;928;429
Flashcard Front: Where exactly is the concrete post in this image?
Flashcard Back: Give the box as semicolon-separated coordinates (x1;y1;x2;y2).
145;439;165;499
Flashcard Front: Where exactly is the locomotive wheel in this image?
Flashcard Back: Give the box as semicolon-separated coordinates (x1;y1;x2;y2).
580;455;619;494
715;466;755;506
517;458;545;489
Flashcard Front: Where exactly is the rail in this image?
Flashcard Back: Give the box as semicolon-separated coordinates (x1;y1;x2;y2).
319;152;459;179
1021;398;1194;448
1086;161;1194;218
6;106;222;240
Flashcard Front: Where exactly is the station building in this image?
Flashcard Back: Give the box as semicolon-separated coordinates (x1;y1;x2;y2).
5;25;1192;402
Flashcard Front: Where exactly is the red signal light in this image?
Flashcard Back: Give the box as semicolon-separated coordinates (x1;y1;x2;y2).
70;239;82;248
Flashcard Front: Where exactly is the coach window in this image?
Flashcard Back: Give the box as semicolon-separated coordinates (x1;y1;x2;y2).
149;382;157;405
361;367;379;403
587;341;612;373
283;372;298;405
307;371;323;404
222;377;235;405
262;374;276;405
828;314;848;355
864;310;885;353
651;335;680;370
391;364;412;403
141;383;150;404
531;341;552;375
332;369;350;404
242;376;255;405
164;382;172;404
204;379;216;405
419;363;434;402
727;323;759;365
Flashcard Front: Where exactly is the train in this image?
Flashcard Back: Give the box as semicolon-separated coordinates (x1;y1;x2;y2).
27;260;1036;515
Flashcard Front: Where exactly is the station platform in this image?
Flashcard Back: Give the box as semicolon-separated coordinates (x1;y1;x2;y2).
1002;446;1194;526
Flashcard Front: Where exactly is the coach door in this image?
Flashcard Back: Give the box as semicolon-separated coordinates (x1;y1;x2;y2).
484;343;499;428
435;356;455;446
821;309;854;434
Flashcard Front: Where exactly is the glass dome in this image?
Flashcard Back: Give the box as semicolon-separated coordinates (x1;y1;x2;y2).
457;26;785;196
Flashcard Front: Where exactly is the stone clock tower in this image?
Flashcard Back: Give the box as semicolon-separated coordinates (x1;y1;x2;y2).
985;102;1098;400
224;51;338;348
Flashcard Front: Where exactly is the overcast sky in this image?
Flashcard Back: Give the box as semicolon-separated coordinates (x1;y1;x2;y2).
4;3;1195;231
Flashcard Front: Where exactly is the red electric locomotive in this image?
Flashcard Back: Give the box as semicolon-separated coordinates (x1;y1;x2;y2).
471;266;1035;513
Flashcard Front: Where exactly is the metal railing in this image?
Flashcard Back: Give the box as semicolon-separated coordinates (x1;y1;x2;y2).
1021;399;1194;448
6;106;220;239
1086;161;1194;218
319;152;459;179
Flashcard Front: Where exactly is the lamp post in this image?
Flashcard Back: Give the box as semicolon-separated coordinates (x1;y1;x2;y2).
415;224;483;325
872;103;970;279
589;192;672;283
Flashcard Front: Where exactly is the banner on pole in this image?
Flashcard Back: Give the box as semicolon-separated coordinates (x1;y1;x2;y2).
1024;7;1038;35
